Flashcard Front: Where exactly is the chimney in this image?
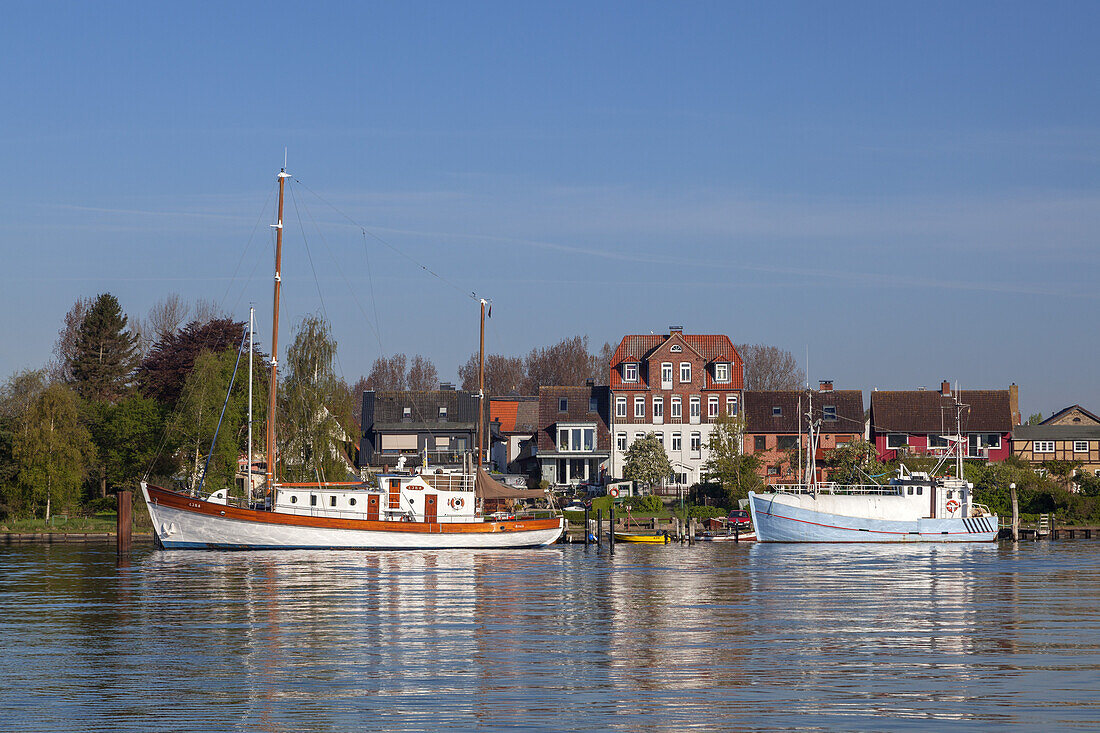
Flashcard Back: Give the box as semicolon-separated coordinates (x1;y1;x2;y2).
1009;383;1020;425
941;380;951;397
585;378;595;387
818;379;833;392
669;325;683;335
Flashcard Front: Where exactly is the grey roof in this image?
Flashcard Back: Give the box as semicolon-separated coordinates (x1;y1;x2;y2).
1013;425;1100;440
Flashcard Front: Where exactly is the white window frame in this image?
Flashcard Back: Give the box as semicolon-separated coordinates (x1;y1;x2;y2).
715;362;729;383
1034;440;1055;453
660;362;673;390
671;396;682;419
616;432;627;451
823;405;837;421
655;432;664;447
690;432;702;452
634;395;645;418
653;397;664;422
623;362;638;382
680;362;691;384
671;432;682;451
689;396;701;423
616;396;627;418
886;434;908;450
708;395;719;418
1074;440;1089;453
726;395;738;416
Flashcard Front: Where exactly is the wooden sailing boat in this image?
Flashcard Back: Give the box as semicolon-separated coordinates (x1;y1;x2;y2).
141;165;564;549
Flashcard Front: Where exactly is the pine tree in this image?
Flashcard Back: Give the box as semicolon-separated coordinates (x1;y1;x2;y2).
69;293;137;403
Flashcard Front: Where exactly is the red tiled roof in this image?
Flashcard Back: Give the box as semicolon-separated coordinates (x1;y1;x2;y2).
490;400;519;433
609;332;743;389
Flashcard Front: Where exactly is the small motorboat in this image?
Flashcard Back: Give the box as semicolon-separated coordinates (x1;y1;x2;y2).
613;531;670;544
697;530;756;542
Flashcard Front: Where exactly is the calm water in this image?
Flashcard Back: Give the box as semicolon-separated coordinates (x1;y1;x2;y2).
1;541;1098;732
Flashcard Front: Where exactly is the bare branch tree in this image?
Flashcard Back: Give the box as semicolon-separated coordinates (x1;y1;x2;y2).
47;296;93;383
458;353;526;394
192;298;225;324
365;354;408;391
735;343;805;391
148;293;189;342
407;355;439;391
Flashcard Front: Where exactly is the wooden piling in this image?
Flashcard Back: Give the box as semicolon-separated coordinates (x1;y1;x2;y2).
609;505;615;552
596;509;602;547
116;490;132;556
584;506;590;547
1010;483;1019;543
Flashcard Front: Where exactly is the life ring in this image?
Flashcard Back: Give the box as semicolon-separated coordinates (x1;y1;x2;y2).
946;499;960;513
448;496;464;510
608;487;619;498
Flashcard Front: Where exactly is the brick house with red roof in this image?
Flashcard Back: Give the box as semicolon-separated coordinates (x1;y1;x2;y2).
868;381;1019;462
608;327;743;491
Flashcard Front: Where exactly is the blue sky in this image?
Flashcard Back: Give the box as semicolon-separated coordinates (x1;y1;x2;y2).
2;1;1097;418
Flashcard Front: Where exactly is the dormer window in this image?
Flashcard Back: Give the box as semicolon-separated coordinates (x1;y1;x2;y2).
438;406;448;419
623;363;638;382
715;363;729;382
402;407;412;419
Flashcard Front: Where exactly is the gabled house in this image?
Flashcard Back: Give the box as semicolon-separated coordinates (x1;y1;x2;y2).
743;382;865;484
1013;405;1100;480
868;381;1017;462
608;327;743;491
358;388;492;471
535;384;611;488
489;396;538;473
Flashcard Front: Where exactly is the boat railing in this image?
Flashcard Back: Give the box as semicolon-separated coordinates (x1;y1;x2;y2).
768;483;903;496
421;474;475;493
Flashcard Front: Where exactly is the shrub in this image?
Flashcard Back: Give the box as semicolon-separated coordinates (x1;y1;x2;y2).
624;494;663;513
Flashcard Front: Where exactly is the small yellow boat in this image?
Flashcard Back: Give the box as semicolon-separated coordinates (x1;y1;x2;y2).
613;531;670;544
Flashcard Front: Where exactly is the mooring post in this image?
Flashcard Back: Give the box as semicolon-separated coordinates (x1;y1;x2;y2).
584;506;590;547
688;517;695;545
116;490;132;556
1010;482;1019;543
609;505;615;552
596;509;602;547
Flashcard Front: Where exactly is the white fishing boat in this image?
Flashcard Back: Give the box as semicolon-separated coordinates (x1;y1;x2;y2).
748;389;998;543
142;165;564;549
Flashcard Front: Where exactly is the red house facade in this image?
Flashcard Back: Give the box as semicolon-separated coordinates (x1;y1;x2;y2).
869;382;1018;462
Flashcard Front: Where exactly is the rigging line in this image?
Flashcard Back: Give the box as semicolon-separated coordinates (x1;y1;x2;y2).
288;184;342;378
217;178;279;315
293;179;384;357
362;230;384;356
292;177;482;302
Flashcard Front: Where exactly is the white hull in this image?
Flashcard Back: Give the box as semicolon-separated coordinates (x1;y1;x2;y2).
144;485;565;550
749;491;998;543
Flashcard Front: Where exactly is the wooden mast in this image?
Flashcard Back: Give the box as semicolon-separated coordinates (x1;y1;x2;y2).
266;166;290;488
476;299;486;470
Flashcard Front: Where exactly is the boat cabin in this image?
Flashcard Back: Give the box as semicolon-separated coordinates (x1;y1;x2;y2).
209;472;479;523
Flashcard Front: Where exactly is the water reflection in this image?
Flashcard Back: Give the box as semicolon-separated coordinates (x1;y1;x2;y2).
0;541;1098;731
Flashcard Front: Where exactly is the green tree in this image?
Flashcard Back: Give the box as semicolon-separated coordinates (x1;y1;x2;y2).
279;315;352;483
822;439;885;484
0;371;49;516
173;350;244;493
1043;459;1083;492
94;395;174;493
701;412;762;505
623;432;673;493
13;382;94;520
1025;413;1043;426
69;293;138;403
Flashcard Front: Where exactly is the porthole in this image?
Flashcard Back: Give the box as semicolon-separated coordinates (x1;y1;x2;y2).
290;495;298;504
349;498;357;506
